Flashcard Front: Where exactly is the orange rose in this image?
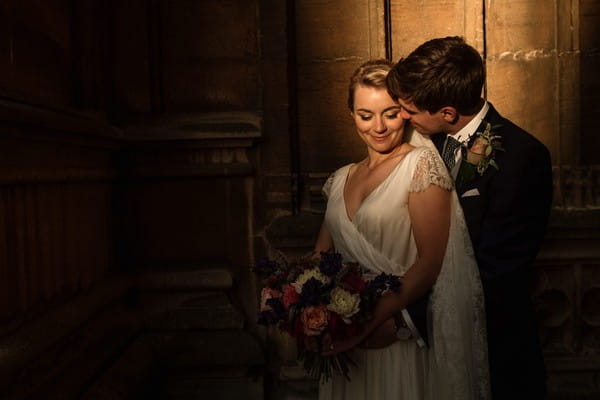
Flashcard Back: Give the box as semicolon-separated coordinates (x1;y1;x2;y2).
301;305;329;336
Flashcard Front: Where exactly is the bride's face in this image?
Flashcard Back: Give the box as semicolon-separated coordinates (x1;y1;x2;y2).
351;85;405;154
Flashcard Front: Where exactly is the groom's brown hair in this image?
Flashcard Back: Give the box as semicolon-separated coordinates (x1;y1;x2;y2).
387;36;484;115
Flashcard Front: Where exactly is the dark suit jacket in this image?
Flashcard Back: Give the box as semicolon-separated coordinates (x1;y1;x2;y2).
430;103;553;399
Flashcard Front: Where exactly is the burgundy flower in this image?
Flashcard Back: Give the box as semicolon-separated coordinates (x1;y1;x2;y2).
282;284;300;309
343;272;367;294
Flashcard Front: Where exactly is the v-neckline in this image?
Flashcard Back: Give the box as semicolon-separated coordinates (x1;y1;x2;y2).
342;150;413;222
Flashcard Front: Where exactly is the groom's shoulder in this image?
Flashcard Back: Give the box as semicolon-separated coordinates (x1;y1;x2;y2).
503;122;550;165
488;108;549;157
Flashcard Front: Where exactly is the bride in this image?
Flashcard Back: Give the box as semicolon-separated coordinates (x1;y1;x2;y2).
313;60;490;399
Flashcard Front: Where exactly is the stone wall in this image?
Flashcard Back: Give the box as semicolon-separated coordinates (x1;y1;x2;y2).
0;1;265;398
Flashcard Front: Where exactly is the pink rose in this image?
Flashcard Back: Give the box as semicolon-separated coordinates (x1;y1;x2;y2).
260;287;282;312
301;305;329;336
282;284;300;309
470;136;488;154
467;137;488;164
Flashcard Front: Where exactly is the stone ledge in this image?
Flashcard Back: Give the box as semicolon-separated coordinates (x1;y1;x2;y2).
137;291;245;331
135;268;234;291
77;330;265;399
0;275;131;389
122;112;261;142
265;214;323;249
546;356;600;400
273;365;319;400
83;347;264;400
546;355;600;371
0;97;122;140
0;267;237;396
163;370;264;400
12;307;142;400
546;208;600;239
0;166;119;185
153;330;264;368
80;335;161;400
280;364;311;381
538;238;600;262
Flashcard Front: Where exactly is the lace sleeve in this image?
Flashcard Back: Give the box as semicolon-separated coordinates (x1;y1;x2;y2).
322;172;335;199
408;148;454;192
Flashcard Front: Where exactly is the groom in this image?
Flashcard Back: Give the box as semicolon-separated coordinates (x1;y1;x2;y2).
387;37;553;399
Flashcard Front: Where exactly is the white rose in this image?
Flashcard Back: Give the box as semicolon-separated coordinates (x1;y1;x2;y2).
292;268;330;293
327;287;361;322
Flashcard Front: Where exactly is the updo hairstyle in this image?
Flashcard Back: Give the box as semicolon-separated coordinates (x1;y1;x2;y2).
347;59;395;111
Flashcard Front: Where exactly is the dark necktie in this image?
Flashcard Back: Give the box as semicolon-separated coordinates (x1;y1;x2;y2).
441;136;462;170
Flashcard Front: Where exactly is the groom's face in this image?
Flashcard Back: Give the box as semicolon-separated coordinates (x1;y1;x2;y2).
398;99;444;136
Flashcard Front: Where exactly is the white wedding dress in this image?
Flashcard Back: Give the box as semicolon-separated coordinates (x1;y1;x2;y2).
319;145;490;400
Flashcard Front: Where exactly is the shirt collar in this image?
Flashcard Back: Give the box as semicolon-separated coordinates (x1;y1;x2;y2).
451;101;489;144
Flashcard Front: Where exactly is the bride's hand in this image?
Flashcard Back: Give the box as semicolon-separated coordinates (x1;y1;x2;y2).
321;336;363;357
359;318;397;349
321;318;398;355
321;328;366;356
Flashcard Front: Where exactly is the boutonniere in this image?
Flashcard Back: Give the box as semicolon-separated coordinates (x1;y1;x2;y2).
456;122;504;187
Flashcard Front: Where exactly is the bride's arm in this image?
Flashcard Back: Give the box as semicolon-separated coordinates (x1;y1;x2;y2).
324;184;450;354
313;222;333;254
401;184;450;301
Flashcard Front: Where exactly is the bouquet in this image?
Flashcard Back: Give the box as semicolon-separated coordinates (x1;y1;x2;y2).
254;251;401;383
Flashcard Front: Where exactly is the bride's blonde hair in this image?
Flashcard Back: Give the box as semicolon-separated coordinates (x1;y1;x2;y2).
348;59;395;111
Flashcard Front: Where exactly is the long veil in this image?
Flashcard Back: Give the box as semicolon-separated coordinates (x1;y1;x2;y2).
408;125;491;399
426;193;491;399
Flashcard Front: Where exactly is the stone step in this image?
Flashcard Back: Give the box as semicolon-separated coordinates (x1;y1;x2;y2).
135;268;233;291
5;305;143;400
265;213;323;250
82;329;265;399
80;335;160;400
161;367;263;400
151;330;264;369
273;365;319;400
0;276;134;398
138;291;245;331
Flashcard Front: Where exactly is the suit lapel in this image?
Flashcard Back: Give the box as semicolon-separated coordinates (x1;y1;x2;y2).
456;157;497;195
430;133;445;155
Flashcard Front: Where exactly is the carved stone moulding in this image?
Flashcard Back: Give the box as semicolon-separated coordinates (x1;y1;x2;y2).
125;147;255;178
122;112;261;142
546;356;600;399
122;112;261;179
532;265;576;354
553;165;600;209
581;263;600;354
